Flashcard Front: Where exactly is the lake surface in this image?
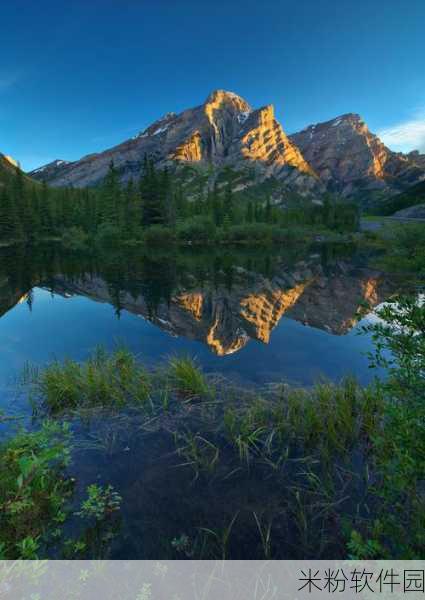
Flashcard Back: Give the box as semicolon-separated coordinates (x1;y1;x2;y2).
0;242;396;400
0;241;404;558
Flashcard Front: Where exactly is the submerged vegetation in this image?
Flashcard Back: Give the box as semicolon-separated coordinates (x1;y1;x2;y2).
2;296;423;559
0;420;122;559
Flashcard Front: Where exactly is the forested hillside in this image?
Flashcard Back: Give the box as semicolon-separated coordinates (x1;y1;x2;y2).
377;180;425;216
0;157;359;247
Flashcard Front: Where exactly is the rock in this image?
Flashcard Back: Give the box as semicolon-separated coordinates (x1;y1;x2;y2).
393;203;425;219
289;114;425;200
28;90;322;199
26;94;425;205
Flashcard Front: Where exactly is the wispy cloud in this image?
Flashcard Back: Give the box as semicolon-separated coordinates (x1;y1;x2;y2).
379;109;425;153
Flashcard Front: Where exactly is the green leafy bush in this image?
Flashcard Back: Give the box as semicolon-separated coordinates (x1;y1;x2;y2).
0;421;73;559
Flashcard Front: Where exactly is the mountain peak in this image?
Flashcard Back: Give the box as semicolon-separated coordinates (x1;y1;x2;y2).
297;113;364;134
289;112;425;197
204;89;252;114
206;89;248;103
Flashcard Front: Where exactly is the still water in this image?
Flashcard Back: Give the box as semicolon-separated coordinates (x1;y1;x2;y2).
0;242;395;399
0;242;402;558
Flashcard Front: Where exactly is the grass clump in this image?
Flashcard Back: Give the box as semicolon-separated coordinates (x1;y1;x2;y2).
168;356;211;399
14;298;424;559
27;351;213;415
27;347;152;414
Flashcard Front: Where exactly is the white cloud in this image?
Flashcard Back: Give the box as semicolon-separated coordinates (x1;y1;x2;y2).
379;110;425;153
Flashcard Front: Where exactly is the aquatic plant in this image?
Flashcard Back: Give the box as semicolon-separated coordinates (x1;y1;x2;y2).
9;297;423;559
174;430;220;480
76;484;122;521
0;421;73;559
168;356;210;399
26;347;152;414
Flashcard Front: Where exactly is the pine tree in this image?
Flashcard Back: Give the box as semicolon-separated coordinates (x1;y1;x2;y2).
38;183;54;236
245;201;254;223
0;188;20;240
224;182;234;223
265;198;272;223
140;157;165;226
101;161;120;225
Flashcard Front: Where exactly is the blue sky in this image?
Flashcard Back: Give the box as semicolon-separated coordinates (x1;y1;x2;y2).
2;0;425;171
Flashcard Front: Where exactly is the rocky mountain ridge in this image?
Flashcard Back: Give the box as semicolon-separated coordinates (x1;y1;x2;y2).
29;90;321;200
290;113;425;200
28;90;425;203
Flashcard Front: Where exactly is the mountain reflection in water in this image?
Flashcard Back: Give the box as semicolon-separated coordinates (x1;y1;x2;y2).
0;242;397;359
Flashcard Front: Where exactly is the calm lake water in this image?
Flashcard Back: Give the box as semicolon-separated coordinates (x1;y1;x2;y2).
0;242;403;558
0;242;394;399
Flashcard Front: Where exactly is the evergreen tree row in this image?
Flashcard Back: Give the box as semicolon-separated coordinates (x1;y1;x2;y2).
0;158;359;246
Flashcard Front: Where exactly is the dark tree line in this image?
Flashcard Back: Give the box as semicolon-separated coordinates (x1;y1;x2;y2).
0;158;359;245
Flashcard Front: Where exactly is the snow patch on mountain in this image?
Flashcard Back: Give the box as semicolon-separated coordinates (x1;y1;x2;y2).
237;111;251;124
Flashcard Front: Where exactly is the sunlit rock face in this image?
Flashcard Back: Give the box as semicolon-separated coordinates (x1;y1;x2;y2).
289;114;425;198
26;93;425;202
28;90;321;198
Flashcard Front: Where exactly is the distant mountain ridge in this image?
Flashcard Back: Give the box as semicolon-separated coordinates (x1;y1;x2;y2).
289;113;425;201
27;90;425;203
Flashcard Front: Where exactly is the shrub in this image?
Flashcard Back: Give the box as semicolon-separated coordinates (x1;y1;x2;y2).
61;226;89;250
0;421;73;559
143;225;176;246
176;216;216;243
221;223;272;243
95;223;122;247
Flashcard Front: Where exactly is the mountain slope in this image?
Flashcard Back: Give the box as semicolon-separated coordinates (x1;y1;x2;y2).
407;150;425;169
379;179;425;215
1;153;39;190
29;90;322;200
289;114;425;201
0;153;19;183
28;95;425;204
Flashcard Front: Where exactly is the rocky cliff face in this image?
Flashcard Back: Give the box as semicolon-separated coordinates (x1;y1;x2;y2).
28;90;321;199
289;114;425;199
27;93;425;202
